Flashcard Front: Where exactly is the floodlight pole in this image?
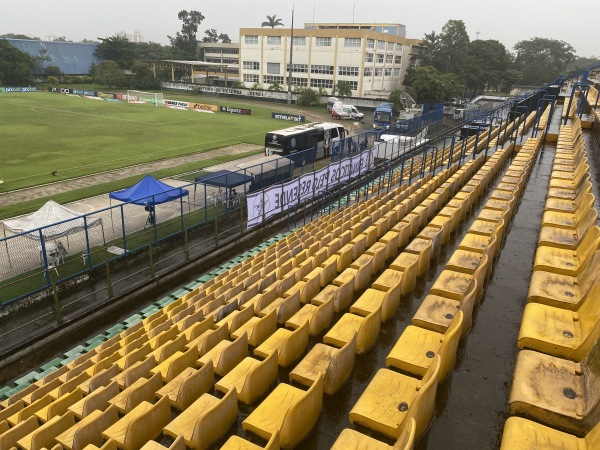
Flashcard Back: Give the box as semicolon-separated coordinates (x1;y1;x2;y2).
287;4;295;104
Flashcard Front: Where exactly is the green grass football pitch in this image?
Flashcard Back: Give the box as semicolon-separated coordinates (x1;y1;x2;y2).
0;92;282;192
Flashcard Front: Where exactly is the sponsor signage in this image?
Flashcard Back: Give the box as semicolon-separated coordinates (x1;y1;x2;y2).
271;112;305;122
72;88;97;96
164;99;189;108
220;106;251;115
247;146;377;227
190;103;217;112
97;91;116;100
3;87;37;92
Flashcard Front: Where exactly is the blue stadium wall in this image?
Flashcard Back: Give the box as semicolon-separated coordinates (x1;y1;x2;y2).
5;39;101;75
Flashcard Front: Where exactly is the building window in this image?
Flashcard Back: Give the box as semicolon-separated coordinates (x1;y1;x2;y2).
222;48;239;54
344;38;362;48
386;54;393;64
244;35;258;45
385;68;392;76
346;81;358;90
264;75;284;84
243;61;259;70
287;63;308;73
376;54;384;63
395;55;402;64
244;74;259;83
366;39;375;49
395;43;403;52
266;62;280;75
204;48;221;54
364;67;373;76
311;65;334;75
292;36;306;46
365;53;373;63
393;67;401;76
311;78;333;89
226;68;239;74
338;66;359;76
375;68;382;76
205;57;222;63
315;37;332;47
267;36;282;45
377;40;386;50
290;77;307;87
223;58;238;64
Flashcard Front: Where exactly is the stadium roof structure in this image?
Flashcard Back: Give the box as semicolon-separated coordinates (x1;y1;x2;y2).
147;60;231;82
5;39;101;75
195;170;253;188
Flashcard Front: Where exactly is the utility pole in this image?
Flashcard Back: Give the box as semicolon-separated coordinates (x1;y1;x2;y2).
287;4;295;104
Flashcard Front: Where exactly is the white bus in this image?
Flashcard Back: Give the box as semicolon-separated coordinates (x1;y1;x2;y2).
265;122;346;160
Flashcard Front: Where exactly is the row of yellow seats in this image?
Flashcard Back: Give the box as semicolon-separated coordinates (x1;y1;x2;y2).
502;118;600;449
344;142;527;447
0;174;432;449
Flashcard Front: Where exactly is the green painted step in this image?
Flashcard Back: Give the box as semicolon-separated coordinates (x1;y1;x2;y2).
40;358;63;372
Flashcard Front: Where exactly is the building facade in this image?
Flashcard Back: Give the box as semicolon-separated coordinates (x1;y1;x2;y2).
196;42;240;85
238;24;421;97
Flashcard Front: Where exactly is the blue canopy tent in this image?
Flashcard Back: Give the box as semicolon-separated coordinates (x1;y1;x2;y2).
109;175;189;238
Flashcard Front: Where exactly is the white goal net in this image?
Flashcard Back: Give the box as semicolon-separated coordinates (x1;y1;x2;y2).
126;90;164;107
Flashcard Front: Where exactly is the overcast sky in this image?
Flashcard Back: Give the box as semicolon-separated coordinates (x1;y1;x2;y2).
1;0;596;57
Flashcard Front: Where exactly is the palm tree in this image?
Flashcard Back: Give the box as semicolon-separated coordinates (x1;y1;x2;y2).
262;15;284;28
268;81;283;91
335;81;352;98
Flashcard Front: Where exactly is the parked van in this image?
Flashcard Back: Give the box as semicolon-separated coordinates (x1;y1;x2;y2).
326;97;341;112
332;104;365;121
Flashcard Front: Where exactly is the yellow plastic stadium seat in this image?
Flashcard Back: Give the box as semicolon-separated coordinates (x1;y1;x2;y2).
387;311;463;381
155;363;214;411
528;251;600;310
518;285;600;362
350;283;401;323
17;410;75;450
0;415;39;449
108;373;162;415
538;208;598;250
429;270;474;301
289;334;356;395
533;226;600;276
56;404;119;450
349;356;440;440
69;381;119;419
254;321;309;367
331;418;416;450
542;195;596;229
230;309;277;348
389;253;419;296
151;346;198;383
412;280;477;337
499;416;600;450
508;348;600;435
113;356;156;390
324;304;382;354
197;332;248;377
242;373;323;449
285;294;335;337
139;435;186;450
331;270;356;312
163;388;238;450
35;389;84;423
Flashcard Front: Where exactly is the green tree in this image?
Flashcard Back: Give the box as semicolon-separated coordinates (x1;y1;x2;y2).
47;76;59;85
295;88;320;106
465;39;512;93
81;38;99;44
202;29;232;43
130;61;159;89
0;39;35;85
408;65;464;102
420;31;441;66
335;80;352;98
262;15;284;28
131;41;175;61
387;89;405;111
436;19;470;75
168;10;205;59
95;35;134;68
93;60;125;88
33;47;50;74
231;80;245;88
52;36;70;42
513;37;576;85
268;81;283;91
45;65;62;77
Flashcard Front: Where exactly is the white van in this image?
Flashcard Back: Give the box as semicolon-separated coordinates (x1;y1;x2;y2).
331;104;365;121
326;97;341;112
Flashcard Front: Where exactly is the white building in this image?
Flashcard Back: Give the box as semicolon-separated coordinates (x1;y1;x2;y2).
239;23;422;97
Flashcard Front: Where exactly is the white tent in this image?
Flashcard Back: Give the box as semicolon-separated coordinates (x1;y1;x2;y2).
3;200;102;240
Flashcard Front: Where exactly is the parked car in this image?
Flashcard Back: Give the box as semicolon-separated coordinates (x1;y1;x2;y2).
332;104;365;121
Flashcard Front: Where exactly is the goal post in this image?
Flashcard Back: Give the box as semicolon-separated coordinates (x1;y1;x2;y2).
126;90;164;107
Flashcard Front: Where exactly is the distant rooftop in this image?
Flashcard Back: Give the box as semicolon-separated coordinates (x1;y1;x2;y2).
304;22;406;37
